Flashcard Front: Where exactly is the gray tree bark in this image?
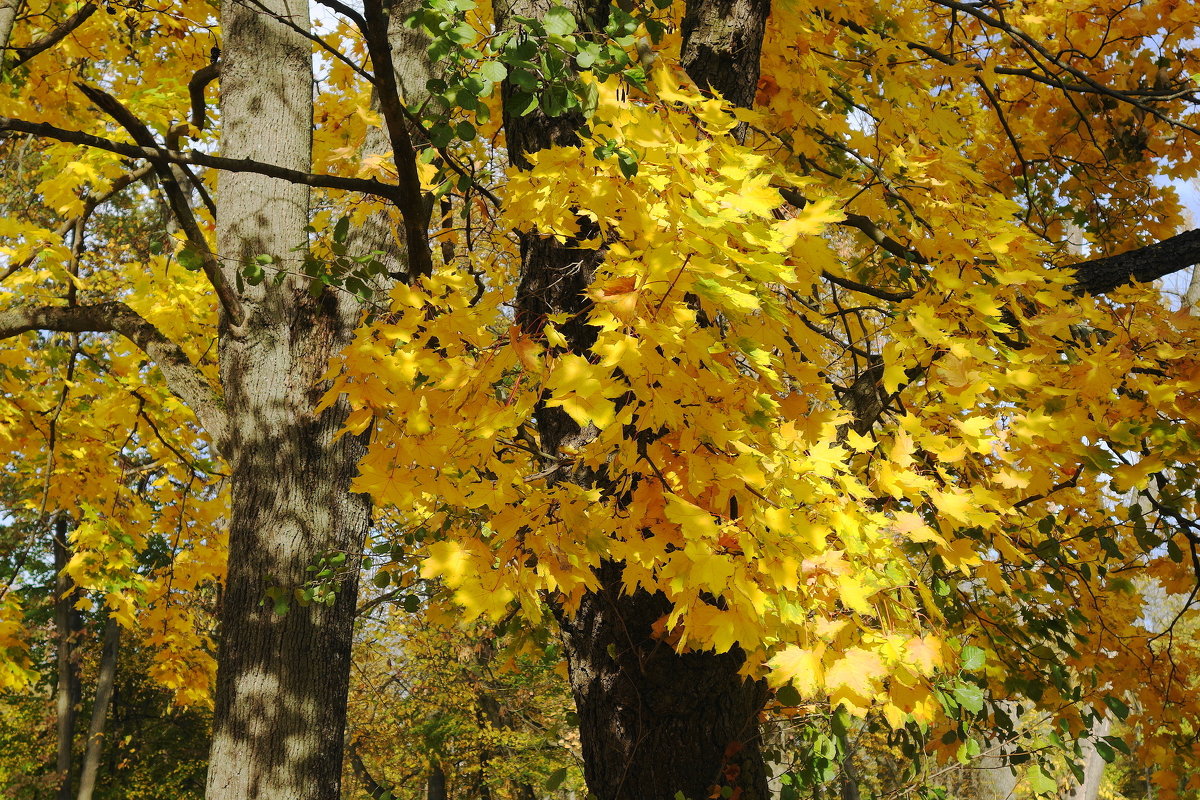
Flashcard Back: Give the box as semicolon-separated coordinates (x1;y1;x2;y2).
1185;264;1200;314
1061;719;1111;800
203;1;372;798
53;518;82;800
0;0;18;53
204;1;432;797
75;613;119;800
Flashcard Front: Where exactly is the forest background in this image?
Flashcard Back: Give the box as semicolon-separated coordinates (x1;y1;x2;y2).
5;0;1200;799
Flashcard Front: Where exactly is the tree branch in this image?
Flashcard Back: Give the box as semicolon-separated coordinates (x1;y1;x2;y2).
347;741;391;800
187;61;221;132
1071;228;1200;294
361;0;435;278
0;302;228;455
7;2;96;68
0;115;403;202
75;82;246;326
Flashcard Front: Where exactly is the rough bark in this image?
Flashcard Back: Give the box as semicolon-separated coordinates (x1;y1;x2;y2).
53;518;82;800
426;761;447;800
75;613;119;800
203;2;372;798
680;0;770;110
496;1;772;798
1071;227;1200;294
556;563;770;800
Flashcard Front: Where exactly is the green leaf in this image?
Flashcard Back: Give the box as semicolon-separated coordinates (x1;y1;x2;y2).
545;766;569;791
775;684;803;706
428;122;455;148
1093;739;1115;763
1103;695;1130;720
617;150;638;177
447;20;476;45
622;66;647;90
505;90;538;117
960;644;986;671
509;67;540;91
1027;766;1057;795
455;120;477;141
479;60;507;83
952;681;985;714
543;6;576;36
177;247;203;271
575;42;600;69
580;80;599;118
1102;735;1131;755
333;215;350;243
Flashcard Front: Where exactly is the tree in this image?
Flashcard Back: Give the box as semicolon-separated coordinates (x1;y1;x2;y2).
5;2;1200;800
345;605;581;800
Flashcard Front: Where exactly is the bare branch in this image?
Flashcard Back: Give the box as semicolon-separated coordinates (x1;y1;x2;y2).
0;302;228;454
187;62;221;131
75;82;246;326
1071;228;1200;294
0;115;403;202
926;0;1200;137
7;2;96;68
820;271;915;302
314;0;366;30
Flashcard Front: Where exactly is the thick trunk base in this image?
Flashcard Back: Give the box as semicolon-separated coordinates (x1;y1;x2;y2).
559;563;769;800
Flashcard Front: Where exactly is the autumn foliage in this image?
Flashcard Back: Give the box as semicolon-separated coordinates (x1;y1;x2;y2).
4;0;1200;797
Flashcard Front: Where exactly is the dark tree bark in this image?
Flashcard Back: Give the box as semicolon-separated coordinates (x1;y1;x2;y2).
1071;227;1200;294
556;563;770;800
681;0;770;110
497;1;773;798
426;761;448;800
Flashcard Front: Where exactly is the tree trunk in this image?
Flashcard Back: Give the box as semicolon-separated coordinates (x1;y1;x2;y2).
495;1;771;797
75;613;119;800
973;701;1019;800
557;564;769;800
203;2;372;798
427;761;448;800
1185;264;1200;314
1061;718;1111;800
0;0;18;53
53;518;81;800
680;0;770;110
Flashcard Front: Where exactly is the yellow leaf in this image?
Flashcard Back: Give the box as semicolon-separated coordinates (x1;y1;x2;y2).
827;648;887;712
664;494;721;539
768;645;825;697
